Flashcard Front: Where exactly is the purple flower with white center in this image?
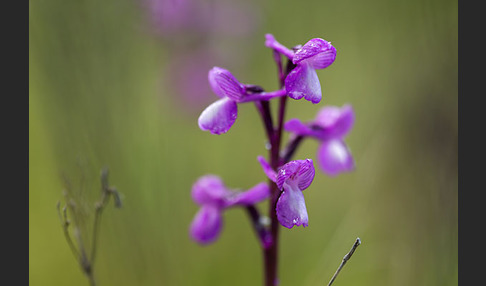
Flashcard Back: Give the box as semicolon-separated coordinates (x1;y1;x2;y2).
198;67;287;134
258;157;315;229
190;175;270;244
285;104;355;176
265;34;337;104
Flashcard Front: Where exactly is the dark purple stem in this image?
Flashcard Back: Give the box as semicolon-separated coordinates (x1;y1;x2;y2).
253;96;278;286
275;97;288;165
241;89;287;103
253;95;279;286
252;47;300;286
262;53;295;286
245;206;272;249
254;101;274;142
281;135;305;164
250;96;280;286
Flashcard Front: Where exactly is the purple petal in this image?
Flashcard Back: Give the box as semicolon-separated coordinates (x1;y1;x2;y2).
191;175;230;207
276;159;315;191
228;182;270;206
257;156;276;182
314;106;341;127
284;118;315;137
276;185;309;229
189;206;223;244
314;105;355;139
307;48;337;69
317;139;355;176
293;38;336;69
264;33;277;48
285;63;322;104
208;67;245;101
198;98;238;135
264;34;295;59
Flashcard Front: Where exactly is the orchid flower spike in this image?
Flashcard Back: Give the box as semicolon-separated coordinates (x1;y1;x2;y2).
198;67;287;135
189;175;270;244
285;104;355;176
258;157;315;229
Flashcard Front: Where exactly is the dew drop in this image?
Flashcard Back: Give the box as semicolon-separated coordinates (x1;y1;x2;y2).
265;141;272;150
260;216;271;226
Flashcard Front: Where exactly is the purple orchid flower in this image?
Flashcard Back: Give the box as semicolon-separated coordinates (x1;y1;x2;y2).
144;0;260;37
198;67;287;134
285;104;355;176
258;157;315;229
190;175;270;244
265;34;336;104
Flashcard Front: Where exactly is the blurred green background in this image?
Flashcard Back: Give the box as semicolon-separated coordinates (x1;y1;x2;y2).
29;0;457;285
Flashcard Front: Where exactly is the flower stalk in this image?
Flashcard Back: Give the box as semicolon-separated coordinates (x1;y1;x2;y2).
261;59;291;286
190;33;357;286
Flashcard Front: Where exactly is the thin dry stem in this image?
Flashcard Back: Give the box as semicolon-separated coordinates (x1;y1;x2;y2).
57;167;121;286
57;201;80;259
327;237;361;286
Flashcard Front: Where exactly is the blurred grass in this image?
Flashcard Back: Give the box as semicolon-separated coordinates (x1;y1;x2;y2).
30;0;457;285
